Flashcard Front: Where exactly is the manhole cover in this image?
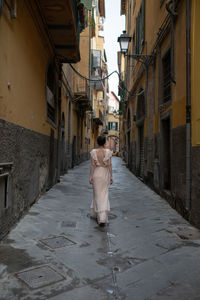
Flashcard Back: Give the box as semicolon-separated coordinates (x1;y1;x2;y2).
16;265;65;289
40;236;76;249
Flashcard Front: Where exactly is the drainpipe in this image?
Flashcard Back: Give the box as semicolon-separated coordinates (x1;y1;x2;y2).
166;0;177;84
186;0;191;211
57;63;62;182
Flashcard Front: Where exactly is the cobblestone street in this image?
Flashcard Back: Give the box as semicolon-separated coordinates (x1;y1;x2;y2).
1;157;200;300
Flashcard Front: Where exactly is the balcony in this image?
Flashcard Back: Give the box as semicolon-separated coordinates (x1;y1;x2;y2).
74;76;91;110
93;109;103;126
37;0;81;63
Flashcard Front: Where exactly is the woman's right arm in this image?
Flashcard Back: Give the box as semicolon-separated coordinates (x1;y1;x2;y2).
89;158;95;184
107;158;113;185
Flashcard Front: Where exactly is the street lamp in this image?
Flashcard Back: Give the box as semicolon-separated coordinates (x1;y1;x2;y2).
117;30;131;53
117;30;155;64
113;109;119;118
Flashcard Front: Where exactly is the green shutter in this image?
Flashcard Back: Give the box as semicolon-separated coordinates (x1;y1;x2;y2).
116;122;118;131
142;0;145;45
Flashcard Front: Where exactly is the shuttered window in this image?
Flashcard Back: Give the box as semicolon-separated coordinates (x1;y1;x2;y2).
136;0;145;54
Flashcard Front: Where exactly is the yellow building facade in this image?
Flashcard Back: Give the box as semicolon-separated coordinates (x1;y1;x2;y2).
119;0;200;226
0;0;94;238
90;0;108;148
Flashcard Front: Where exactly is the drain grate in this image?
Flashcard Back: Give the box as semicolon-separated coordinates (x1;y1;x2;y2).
39;236;76;249
16;265;65;289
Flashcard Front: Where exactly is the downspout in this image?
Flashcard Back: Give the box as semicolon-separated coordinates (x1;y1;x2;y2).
57;63;62;182
186;0;191;211
166;0;177;84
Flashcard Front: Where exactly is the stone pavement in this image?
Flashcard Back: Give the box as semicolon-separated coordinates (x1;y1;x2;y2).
1;158;200;300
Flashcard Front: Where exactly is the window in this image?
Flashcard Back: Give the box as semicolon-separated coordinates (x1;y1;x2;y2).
109;106;114;112
91;50;101;69
0;173;9;210
136;89;145;120
162;49;171;103
108;122;118;131
46;61;57;124
136;0;145;54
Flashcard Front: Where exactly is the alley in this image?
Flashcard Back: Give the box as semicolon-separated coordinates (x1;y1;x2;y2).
1;158;200;300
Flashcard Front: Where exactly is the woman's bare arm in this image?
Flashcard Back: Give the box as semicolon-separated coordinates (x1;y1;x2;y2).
107;158;113;184
89;158;95;184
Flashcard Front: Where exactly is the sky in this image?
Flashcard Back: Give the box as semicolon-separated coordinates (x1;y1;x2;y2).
104;0;125;96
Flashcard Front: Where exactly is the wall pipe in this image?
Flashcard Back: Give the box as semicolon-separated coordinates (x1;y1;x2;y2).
186;0;191;211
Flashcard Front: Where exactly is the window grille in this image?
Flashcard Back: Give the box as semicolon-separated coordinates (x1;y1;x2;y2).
0;173;9;210
162;50;171;103
46;62;57;124
136;89;145;120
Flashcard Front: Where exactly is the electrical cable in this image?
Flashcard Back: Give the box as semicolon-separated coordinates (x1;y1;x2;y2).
69;64;145;98
69;63;119;82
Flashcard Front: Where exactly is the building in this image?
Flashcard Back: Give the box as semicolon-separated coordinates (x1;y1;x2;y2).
119;0;200;226
90;0;108;148
0;0;95;238
107;92;120;153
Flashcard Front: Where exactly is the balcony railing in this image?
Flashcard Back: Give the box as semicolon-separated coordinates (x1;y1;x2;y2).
74;77;90;98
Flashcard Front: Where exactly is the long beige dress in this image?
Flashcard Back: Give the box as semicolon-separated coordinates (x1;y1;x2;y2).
90;148;112;224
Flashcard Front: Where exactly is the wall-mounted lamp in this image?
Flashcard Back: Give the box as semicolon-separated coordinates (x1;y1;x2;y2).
113;110;119;118
117;30;155;65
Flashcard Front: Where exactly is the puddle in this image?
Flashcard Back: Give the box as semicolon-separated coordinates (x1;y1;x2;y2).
0;244;35;273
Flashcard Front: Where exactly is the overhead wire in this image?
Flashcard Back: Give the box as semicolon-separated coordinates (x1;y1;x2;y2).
69;64;145;98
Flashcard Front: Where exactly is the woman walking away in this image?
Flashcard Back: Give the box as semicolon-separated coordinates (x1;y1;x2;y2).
89;136;113;226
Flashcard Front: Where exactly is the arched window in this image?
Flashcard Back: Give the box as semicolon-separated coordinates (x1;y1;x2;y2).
46;61;57;124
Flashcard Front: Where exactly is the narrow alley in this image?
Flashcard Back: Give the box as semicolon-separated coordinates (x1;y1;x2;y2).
1;158;200;300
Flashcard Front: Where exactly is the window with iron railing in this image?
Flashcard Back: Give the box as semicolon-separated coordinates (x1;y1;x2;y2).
46;61;57;125
136;89;145;121
162;49;171;103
